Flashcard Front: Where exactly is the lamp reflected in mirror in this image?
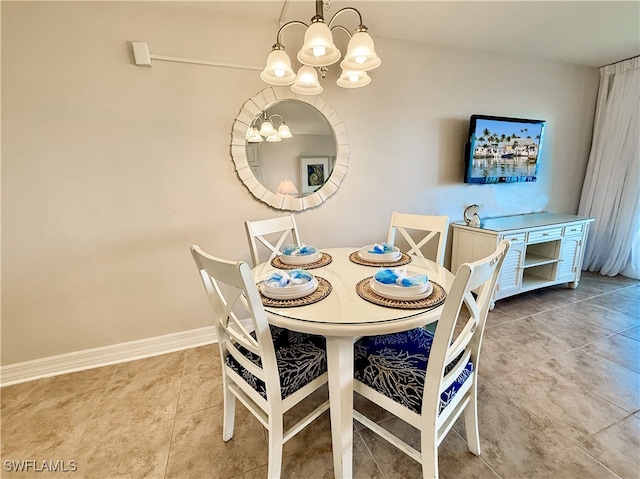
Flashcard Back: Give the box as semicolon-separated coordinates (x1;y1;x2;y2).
276;179;299;196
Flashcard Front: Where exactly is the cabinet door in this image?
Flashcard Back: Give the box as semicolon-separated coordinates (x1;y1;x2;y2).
496;243;525;298
557;237;582;282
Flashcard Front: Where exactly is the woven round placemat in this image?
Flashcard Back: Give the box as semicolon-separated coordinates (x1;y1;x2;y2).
356;277;446;310
271;252;333;270
259;277;332;308
349;251;412;267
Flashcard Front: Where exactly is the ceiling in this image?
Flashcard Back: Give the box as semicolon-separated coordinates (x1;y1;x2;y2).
203;0;640;68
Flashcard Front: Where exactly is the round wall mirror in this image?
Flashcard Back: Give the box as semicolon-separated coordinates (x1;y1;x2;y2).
231;87;349;211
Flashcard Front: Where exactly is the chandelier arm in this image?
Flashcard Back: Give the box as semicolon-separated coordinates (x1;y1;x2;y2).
249;113;262;129
330;25;352;39
266;113;284;128
327;7;364;30
275;20;309;45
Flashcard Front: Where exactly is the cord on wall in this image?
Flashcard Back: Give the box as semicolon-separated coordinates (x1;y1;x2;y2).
131;42;263;71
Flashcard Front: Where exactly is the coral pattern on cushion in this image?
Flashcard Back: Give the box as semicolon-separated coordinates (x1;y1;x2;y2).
354;328;473;414
226;326;327;400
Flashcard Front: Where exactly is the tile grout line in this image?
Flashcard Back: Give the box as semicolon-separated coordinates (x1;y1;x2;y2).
353;425;390;479
451;428;504;479
552;424;626;479
163;353;187;479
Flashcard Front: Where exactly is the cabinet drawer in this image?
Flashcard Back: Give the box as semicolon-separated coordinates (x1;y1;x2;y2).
528;228;563;243
501;233;526;244
564;224;584;237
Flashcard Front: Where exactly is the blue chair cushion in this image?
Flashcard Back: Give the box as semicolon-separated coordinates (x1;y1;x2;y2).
354;328;473;414
226;326;327;400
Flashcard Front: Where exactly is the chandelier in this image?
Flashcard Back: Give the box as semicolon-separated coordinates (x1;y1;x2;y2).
260;0;381;94
246;111;293;143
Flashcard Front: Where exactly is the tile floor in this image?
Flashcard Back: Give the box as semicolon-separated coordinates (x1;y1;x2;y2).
1;272;639;479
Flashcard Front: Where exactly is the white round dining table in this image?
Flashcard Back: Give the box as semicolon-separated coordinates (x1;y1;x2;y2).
252;247;455;479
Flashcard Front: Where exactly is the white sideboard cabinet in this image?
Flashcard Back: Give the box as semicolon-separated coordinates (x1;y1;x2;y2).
451;213;595;307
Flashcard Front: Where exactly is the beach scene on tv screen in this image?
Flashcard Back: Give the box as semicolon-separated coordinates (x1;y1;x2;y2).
470;118;544;182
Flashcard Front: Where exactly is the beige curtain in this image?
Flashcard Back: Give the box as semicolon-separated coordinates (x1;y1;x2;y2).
578;56;640;279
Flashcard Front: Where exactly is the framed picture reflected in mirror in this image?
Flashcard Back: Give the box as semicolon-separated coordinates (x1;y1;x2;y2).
299;156;329;194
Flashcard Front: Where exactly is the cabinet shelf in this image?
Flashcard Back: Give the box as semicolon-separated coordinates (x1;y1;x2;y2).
521;273;554;291
523;253;559;268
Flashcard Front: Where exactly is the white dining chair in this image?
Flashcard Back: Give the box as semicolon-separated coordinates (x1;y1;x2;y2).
352;240;510;479
245;214;301;267
190;245;329;479
387;211;449;265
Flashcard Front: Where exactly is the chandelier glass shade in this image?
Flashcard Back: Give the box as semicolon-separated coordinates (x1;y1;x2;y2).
291;65;323;94
259;46;296;85
246;112;293;143
336;69;370;88
340;30;381;71
297;21;341;67
261;0;380;94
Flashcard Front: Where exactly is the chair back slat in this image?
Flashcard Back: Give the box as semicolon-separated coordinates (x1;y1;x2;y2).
190;246;280;400
226;342;267;382
255;230;290;257
422;240;510;419
397;229;438;257
245;215;301;267
224;321;261;356
462;291;481;319
206;274;263;355
387;211;449;265
440;350;472;392
196;256;262;356
445;317;475;364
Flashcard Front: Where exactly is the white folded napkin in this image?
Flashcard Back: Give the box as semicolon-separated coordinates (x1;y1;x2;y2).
265;269;313;288
374;268;428;287
282;245;318;256
368;243;394;254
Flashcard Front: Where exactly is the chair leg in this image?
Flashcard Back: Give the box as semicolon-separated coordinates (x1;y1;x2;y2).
421;429;438;479
464;386;481;455
267;418;284;479
222;382;236;442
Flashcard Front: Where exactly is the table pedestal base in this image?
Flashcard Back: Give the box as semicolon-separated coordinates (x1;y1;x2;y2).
326;336;354;479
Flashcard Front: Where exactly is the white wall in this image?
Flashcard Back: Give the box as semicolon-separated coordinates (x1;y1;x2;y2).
1;1;599;365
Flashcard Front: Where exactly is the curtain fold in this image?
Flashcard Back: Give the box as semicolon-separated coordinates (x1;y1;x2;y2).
578;57;640;279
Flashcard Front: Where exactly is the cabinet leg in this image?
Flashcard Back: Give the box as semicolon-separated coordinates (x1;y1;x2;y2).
568;281;579;289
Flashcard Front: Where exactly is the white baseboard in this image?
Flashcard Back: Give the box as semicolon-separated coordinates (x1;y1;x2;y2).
0;325;224;387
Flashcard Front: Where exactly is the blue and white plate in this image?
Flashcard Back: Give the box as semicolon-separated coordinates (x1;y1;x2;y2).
358;244;402;263
370;275;432;300
261;276;318;300
280;246;322;265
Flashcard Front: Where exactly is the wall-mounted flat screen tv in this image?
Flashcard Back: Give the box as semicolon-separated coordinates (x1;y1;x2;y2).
464;114;546;184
